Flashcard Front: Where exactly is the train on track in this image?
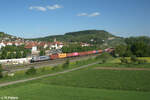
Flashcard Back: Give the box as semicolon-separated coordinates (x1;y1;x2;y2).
30;48;114;62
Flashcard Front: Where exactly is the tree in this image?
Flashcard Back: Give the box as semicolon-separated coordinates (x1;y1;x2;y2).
115;44;127;57
0;64;3;78
125;37;150;57
1;50;7;59
7;52;15;59
40;49;45;56
16;51;22;58
131;41;149;57
22;50;27;58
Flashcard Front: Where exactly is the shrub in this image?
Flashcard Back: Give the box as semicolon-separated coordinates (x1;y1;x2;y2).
26;67;36;75
137;59;147;64
120;57;128;64
0;64;3;78
40;67;46;72
51;66;60;71
95;52;113;60
62;60;70;69
102;59;106;64
130;55;138;63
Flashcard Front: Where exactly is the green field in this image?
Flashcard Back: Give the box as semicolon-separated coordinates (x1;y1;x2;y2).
0;83;150;100
0;57;150;100
35;66;150;91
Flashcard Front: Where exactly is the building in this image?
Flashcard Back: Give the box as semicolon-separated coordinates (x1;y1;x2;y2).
25;42;38;53
0;41;24;50
81;42;91;47
0;42;6;49
50;41;64;50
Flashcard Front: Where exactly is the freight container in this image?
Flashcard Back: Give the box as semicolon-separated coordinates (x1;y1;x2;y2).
78;52;88;56
66;53;74;57
98;50;103;53
87;51;93;55
73;52;79;56
66;52;79;57
92;50;97;54
50;54;59;60
58;53;67;58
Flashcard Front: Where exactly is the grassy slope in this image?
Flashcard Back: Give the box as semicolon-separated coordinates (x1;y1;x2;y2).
0;83;150;100
0;58;98;84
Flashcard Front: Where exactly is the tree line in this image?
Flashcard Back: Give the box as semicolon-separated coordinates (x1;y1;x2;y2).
62;44;98;53
0;45;31;59
115;36;150;57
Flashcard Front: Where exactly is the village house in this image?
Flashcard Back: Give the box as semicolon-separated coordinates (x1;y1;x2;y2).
25;42;38;54
80;42;91;47
0;41;24;49
0;42;6;49
50;41;64;50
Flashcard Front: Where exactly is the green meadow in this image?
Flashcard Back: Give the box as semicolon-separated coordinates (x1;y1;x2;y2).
0;57;150;100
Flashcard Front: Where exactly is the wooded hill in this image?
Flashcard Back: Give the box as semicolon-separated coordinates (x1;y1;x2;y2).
28;30;125;47
0;32;22;41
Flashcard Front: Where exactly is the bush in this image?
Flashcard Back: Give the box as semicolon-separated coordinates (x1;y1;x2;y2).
51;66;60;71
120;57;128;64
40;67;46;72
62;60;70;69
130;55;138;63
95;52;113;60
0;64;3;78
25;67;36;75
102;59;106;64
137;59;147;64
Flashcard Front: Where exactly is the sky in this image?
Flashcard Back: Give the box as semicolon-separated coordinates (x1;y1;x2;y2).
0;0;150;38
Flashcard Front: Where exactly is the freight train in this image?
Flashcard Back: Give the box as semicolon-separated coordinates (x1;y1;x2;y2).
31;48;114;62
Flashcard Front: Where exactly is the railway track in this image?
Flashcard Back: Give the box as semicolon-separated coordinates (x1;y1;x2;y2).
3;54;100;73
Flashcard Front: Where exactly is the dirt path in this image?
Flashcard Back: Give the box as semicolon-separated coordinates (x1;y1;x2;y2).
94;67;150;71
0;62;99;87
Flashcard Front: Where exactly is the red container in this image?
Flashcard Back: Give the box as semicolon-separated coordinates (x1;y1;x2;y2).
67;52;79;57
50;54;59;60
98;50;103;53
78;52;87;56
66;53;74;57
87;51;93;55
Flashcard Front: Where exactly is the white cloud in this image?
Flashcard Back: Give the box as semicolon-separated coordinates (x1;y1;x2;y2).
77;13;88;16
77;12;100;17
29;6;47;12
89;12;100;17
47;4;62;10
29;4;62;12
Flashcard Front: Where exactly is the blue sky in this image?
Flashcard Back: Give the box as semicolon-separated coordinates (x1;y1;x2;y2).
0;0;149;38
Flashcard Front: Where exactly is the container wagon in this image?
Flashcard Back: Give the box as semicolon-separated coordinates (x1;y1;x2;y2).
58;53;67;58
50;54;59;60
66;52;79;58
